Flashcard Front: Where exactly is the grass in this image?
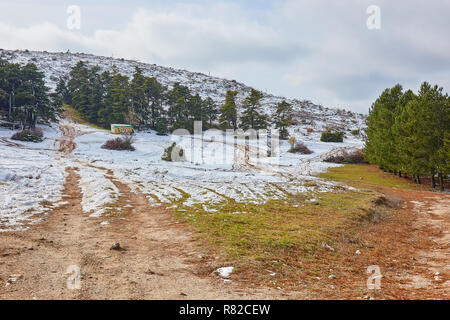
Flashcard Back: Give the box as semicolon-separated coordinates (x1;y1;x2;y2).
174;188;382;280
169;164;411;291
318;164;419;190
62;104;107;131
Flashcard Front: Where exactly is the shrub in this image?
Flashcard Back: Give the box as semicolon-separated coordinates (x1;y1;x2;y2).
289;141;313;154
350;129;360;136
288;136;296;148
320;130;344;142
11;128;43;143
101;134;135;151
162;142;185;162
323;150;366;164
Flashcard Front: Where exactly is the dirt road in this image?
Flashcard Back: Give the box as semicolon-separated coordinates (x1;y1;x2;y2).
0;121;300;299
0;121;448;299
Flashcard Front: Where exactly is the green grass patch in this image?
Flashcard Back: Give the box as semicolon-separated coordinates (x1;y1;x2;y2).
174;189;378;262
319;164;418;190
63;104;107;131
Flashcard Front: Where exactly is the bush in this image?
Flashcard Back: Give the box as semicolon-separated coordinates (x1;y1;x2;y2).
320;130;344;142
101;134;135;151
162;142;185;162
11;128;43;142
289;141;313;154
323;150;366;164
350;129;360;136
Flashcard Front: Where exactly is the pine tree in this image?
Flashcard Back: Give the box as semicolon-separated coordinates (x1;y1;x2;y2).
273;100;293;140
55;76;71;105
365;84;403;172
106;69;130;124
130;67;148;128
167;83;191;130
240;89;268;131
366;82;449;188
219;90;238;130
203;97;218;129
145;77;166;130
12;63;57;128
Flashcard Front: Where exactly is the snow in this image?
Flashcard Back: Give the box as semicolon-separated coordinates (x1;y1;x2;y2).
0;125;66;231
0;118;364;231
0;48;366;135
70;122;362;213
0;49;367;230
77;165;119;218
216;266;234;277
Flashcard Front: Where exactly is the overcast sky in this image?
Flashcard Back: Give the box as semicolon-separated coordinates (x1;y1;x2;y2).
0;0;449;113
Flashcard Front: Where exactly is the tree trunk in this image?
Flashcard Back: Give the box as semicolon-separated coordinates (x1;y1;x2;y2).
431;174;436;189
8;93;12;122
417;176;421;184
398;171;402;178
439;173;444;191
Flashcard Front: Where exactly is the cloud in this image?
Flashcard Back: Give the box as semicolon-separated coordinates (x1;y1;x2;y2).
0;0;448;114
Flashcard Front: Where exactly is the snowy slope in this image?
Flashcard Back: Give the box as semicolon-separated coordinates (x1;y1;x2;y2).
0;48;366;134
0;125;66;231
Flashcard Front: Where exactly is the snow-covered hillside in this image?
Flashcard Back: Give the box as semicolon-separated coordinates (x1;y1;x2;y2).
0;48;366;134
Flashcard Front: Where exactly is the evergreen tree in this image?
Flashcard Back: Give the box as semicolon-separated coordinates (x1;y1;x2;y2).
56;76;71;105
240;89;268;130
366;82;449;189
203;97;218;129
392;89;417;176
130;67;148;128
103;68;130;124
273;100;293;140
0;62;59;128
365;84;403;172
145;77;166;130
167;83;191;129
219;90;238;130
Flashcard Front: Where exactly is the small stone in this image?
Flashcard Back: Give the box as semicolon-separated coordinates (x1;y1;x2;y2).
110;242;125;251
328;275;337;279
322;242;335;252
355;250;361;255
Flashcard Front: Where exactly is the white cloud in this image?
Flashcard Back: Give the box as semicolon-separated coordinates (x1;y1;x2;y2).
0;0;448;114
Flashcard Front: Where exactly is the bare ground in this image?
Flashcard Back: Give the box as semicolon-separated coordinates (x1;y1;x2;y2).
0;121;448;299
0;121;301;299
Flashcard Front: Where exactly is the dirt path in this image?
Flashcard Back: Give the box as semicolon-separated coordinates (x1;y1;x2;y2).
0;121;447;299
401;194;450;296
0;121;301;299
55;119;87;154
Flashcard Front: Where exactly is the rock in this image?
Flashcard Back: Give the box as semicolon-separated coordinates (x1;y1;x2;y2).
180;292;187;296
110;242;125;251
6;274;23;285
322;242;335;252
355;250;361;255
328;275;337;279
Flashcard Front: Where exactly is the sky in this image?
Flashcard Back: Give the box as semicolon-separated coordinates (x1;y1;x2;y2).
0;0;449;114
